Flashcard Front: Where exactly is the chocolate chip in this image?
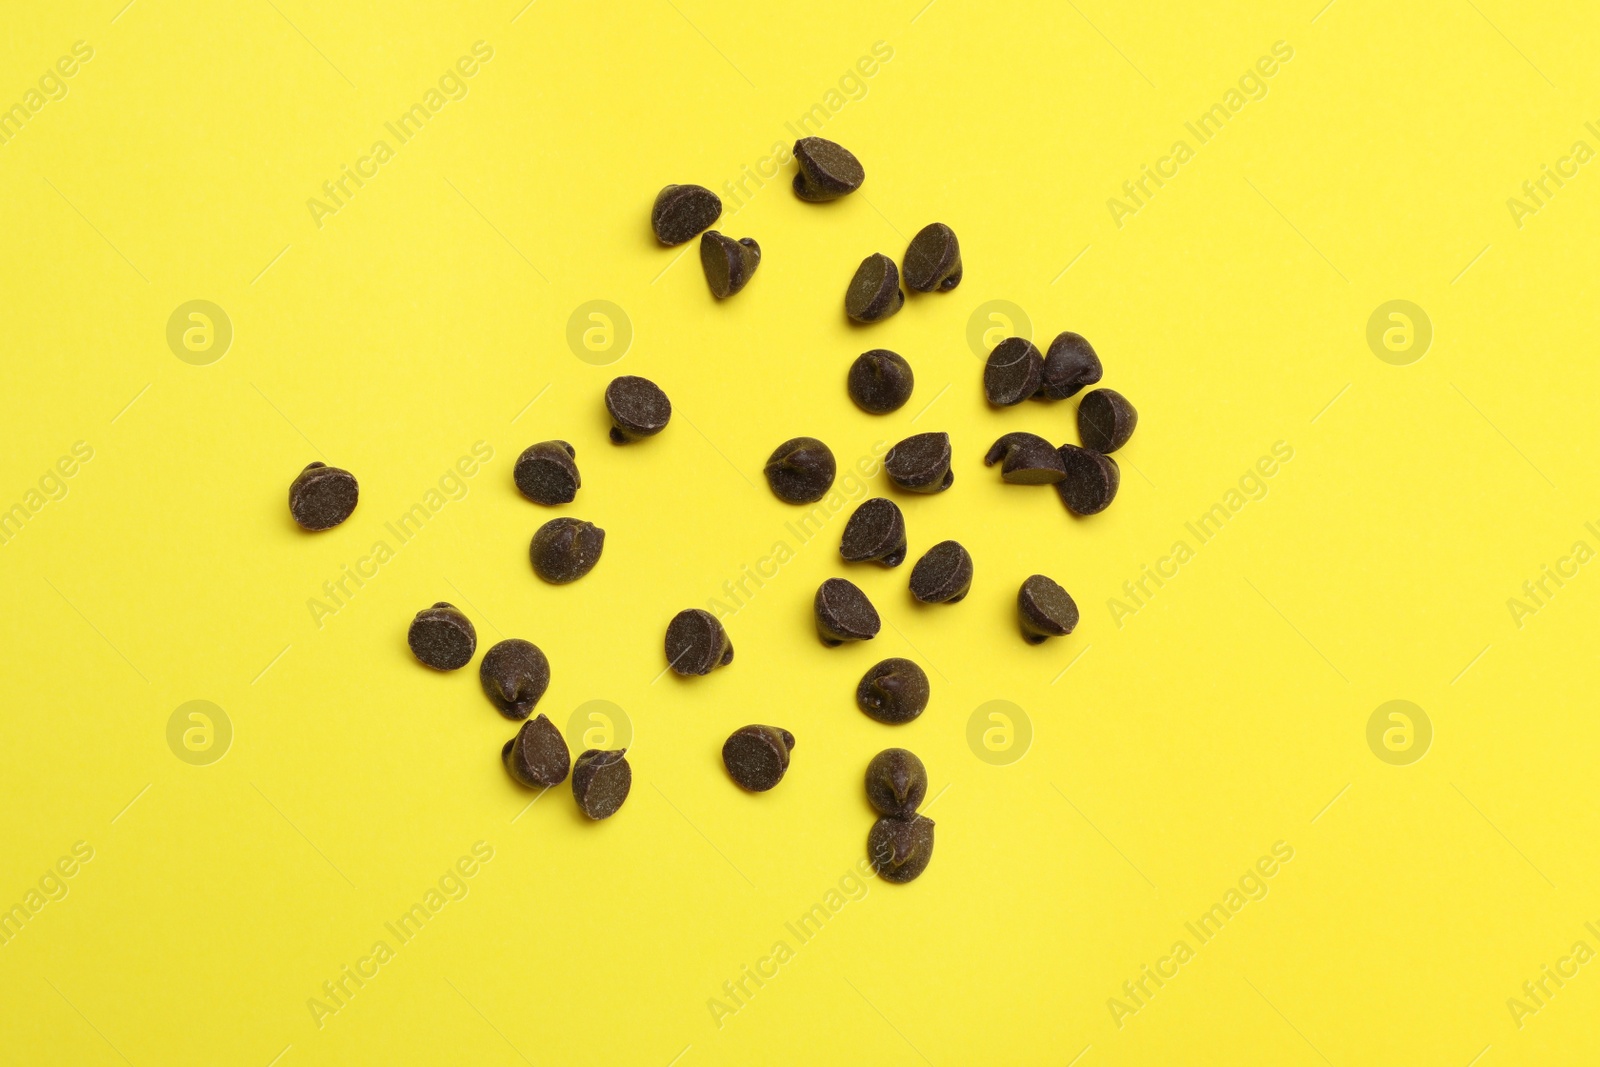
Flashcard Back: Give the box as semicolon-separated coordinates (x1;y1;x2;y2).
856;658;930;725
902;223;962;292
909;540;972;604
845;253;904;323
479;638;551;718
814;578;880;645
847;349;914;414
1037;332;1102;400
571;748;631;819
984;432;1067;484
722;725;795;792
502;713;570;788
840;498;907;567
885;432;953;494
1056;445;1120;515
764;437;836;504
865;747;927;816
983;337;1043;406
665;608;733;676
700;231;761;298
868;814;935;883
407;602;476;671
530;517;605;584
288;462;358;531
513;441;579;505
793;137;864;201
1017;575;1079;644
605;376;672;444
1078;388;1138;452
651;184;721;245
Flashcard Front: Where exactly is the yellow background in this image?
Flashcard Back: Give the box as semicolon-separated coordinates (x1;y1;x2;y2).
2;0;1597;1063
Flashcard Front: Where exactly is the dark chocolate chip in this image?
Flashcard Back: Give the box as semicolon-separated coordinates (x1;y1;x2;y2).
814;578;880;646
665;608;733;676
1037;332;1103;400
868;814;935;883
845;253;904;323
722;725;795;792
764;437;836;504
840;497;908;567
902;222;962;292
847;349;914;414
513;441;579;505
651;184;721;245
793;137;865;201
984;432;1067;484
530;517;605;584
502;713;570;788
571;748;631;819
856;658;930;725
909;540;973;604
700;231;761;298
605;376;672;444
1056;445;1121;515
885;432;953;494
865;747;927;816
1017;574;1080;644
1078;388;1138;453
288;462;358;531
479;638;551;719
407;602;476;671
984;337;1044;406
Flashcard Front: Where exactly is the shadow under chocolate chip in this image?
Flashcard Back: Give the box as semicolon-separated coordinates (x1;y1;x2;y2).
984;432;1067;484
665;608;733;676
984;337;1043;406
856;658;930;725
847;349;914;414
884;432;953;494
502;713;570;788
902;222;962;292
814;577;880;645
1017;574;1079;644
845;253;904;323
571;748;631;819
1037;331;1103;401
289;462;358;531
909;540;973;604
865;747;927;817
792;137;865;201
530;517;605;584
840;497;907;567
700;230;761;298
479;638;551;718
1056;444;1120;515
651;183;721;245
868;813;935;883
1077;388;1138;453
513;441;579;506
407;602;476;671
605;375;672;444
764;437;836;504
722;725;794;792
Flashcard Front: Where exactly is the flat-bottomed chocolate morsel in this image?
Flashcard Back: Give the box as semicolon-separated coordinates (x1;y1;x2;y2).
902;223;962;292
479;638;551;718
764;437;836;504
869;814;935;883
1078;388;1138;453
984;432;1067;484
884;432;953;494
865;747;927;817
571;748;631;819
700;231;761;298
502;713;570;788
605;376;672;443
1037;332;1103;400
845;253;904;323
289;462;358;531
814;578;880;645
408;602;476;671
984;337;1044;406
1056;445;1120;515
856;658;930;725
847;349;914;414
909;540;973;604
513;441;579;505
722;725;795;792
1017;575;1080;644
530;517;605;584
793;137;865;201
651;184;721;245
665;608;733;676
840;498;907;567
